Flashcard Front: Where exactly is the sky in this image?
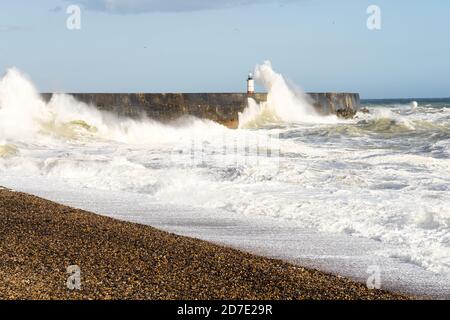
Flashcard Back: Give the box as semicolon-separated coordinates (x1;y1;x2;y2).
0;0;449;99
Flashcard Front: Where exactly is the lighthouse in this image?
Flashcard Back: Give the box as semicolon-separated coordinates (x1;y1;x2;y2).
247;73;255;97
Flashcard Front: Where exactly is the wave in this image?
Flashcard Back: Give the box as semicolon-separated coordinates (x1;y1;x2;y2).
355;107;450;134
1;66;449;279
0;68;234;146
355;108;416;133
238;61;339;128
0;143;17;157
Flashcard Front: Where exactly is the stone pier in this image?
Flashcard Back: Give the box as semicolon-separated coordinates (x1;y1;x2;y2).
41;92;360;128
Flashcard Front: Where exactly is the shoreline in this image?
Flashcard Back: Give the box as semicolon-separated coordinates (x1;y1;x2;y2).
0;187;408;300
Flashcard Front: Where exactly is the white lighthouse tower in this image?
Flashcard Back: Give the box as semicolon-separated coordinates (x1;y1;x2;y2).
247;73;255;97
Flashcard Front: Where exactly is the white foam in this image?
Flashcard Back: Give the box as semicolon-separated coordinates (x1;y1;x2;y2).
239;61;339;128
0;66;449;290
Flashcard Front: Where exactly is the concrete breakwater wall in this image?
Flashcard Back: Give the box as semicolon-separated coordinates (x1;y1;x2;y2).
41;92;360;128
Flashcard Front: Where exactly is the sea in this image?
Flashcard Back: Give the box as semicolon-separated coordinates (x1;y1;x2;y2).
1;62;449;298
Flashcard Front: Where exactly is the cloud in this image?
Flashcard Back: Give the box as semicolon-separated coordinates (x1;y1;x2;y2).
62;0;295;14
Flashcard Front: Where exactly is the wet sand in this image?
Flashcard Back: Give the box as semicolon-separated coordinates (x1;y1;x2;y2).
0;187;408;300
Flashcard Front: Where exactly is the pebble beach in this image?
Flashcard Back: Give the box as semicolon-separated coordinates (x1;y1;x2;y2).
0;187;408;300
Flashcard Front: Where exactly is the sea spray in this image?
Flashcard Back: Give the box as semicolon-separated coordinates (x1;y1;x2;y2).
239;61;339;128
0;66;449;280
0;68;52;140
0;68;231;145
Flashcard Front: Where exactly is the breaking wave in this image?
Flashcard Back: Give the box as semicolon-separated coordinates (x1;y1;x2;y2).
0;65;449;279
0;68;229;146
238;61;339;128
0;143;17;157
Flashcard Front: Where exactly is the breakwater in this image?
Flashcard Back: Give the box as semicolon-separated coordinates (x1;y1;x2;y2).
41;92;360;128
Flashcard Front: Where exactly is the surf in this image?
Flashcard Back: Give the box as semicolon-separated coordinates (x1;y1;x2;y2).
0;65;449;282
239;61;340;128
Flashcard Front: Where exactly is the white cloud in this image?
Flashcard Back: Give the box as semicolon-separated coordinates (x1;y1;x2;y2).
64;0;295;14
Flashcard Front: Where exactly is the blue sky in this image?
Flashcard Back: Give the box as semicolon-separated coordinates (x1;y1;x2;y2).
0;0;449;98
